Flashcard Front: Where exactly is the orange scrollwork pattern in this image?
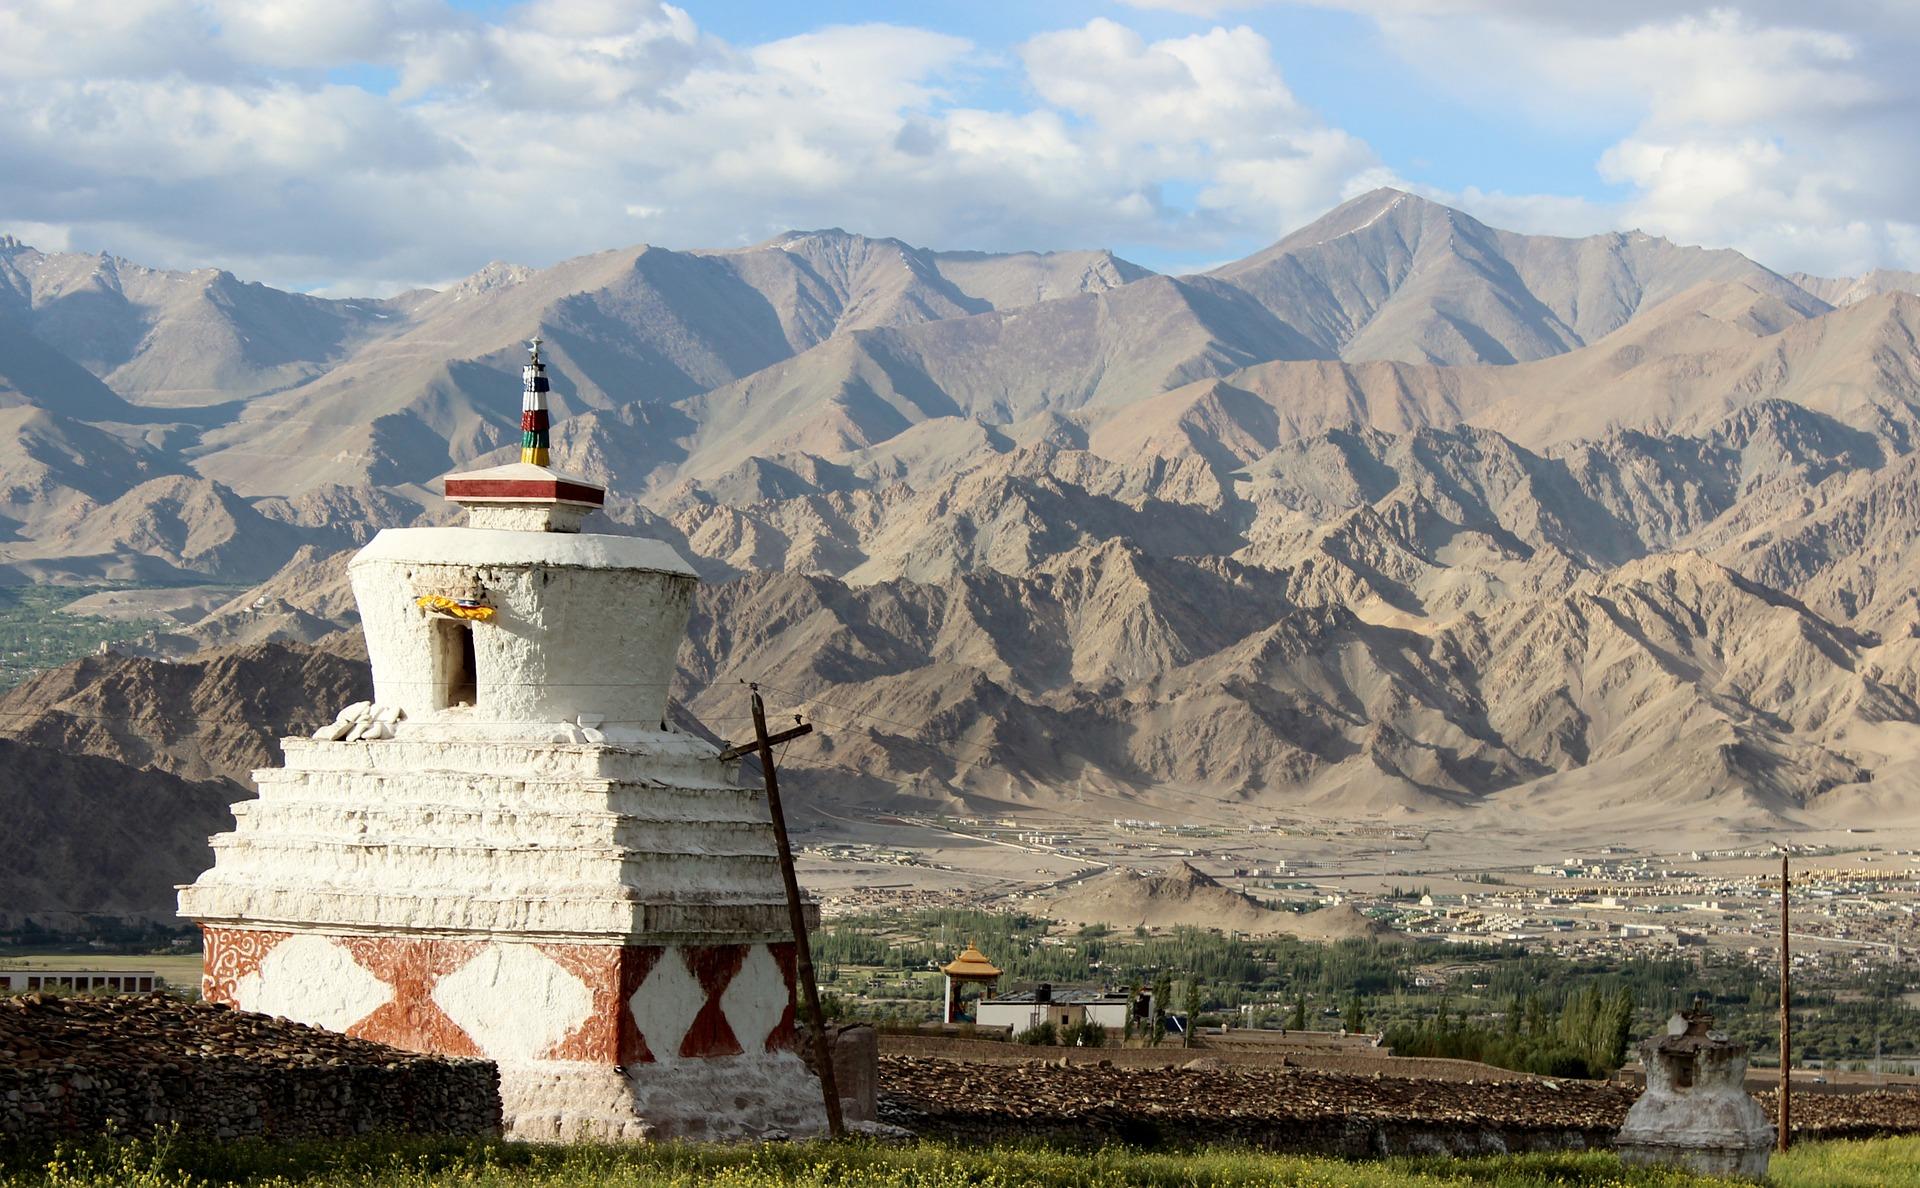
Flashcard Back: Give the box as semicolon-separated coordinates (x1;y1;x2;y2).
200;926;291;1005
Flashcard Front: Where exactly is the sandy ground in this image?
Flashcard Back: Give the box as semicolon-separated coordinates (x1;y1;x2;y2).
793;788;1920;950
58;586;238;625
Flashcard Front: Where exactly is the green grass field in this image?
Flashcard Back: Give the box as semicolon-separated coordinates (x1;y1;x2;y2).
0;586;166;691
5;1135;1916;1187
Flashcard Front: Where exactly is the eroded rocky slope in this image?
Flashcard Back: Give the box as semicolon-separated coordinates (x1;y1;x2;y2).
0;642;369;785
6;190;1920;838
0;739;238;931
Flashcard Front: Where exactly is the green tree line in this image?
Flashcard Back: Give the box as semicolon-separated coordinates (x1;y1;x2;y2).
1385;987;1635;1079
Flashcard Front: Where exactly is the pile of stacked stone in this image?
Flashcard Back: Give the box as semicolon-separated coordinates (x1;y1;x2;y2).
1749;1089;1920;1142
878;1056;1920;1156
0;993;499;1144
880;1056;1633;1154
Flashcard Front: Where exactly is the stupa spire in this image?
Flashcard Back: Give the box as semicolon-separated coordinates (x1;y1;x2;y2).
520;335;550;466
439;335;605;532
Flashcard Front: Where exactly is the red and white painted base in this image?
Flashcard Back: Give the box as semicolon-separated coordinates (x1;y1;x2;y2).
202;927;825;1140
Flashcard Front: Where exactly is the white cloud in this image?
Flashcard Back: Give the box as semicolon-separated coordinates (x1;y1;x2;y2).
0;2;1391;291
0;0;230;81
397;0;714;108
208;0;448;69
1024;20;1303;145
1124;1;1920;275
11;0;1910;289
1304;2;1920;275
1;220;72;252
1015;20;1387;234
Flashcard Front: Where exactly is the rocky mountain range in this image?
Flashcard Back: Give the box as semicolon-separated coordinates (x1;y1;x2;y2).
7;188;1920;865
0;738;238;935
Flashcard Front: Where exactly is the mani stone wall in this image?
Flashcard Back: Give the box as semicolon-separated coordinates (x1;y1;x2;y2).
879;1056;1632;1155
0;993;500;1145
878;1056;1920;1155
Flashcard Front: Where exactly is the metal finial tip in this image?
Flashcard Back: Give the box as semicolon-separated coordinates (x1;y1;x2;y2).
528;334;543;362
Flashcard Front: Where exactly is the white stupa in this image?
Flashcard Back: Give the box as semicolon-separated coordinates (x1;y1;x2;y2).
179;340;826;1140
1616;1008;1774;1177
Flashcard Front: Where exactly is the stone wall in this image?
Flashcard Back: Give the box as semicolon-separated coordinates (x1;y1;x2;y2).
877;1033;1535;1082
879;1053;1636;1155
1;1056;500;1146
879;1055;1920;1156
0;993;500;1146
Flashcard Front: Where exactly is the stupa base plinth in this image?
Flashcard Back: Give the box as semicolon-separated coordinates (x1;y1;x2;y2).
194;925;824;1141
501;1054;828;1141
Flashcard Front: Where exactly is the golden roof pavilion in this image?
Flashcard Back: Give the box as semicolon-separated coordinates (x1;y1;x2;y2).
940;941;1002;980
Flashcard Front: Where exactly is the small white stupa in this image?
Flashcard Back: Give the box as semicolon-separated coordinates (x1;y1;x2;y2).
179;340;826;1140
1616;1007;1773;1177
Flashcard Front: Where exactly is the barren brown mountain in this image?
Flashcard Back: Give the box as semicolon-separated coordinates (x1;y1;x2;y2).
0;738;238;933
7;190;1920;936
0;642;369;785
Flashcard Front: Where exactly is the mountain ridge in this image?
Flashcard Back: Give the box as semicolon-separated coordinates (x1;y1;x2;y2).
8;192;1920;834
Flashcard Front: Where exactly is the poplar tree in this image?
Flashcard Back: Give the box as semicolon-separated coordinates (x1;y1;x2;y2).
1184;978;1203;1047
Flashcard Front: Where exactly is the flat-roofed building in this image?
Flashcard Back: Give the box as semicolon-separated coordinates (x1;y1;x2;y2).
0;968;163;993
976;984;1149;1033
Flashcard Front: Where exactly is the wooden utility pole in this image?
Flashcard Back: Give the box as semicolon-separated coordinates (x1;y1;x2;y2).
1779;853;1791;1153
748;685;844;1139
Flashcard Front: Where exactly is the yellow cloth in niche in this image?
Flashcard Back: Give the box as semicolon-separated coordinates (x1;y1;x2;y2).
415;594;495;621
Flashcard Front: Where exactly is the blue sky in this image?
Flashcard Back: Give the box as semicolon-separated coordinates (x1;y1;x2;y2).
2;1;1915;293
696;0;1626;207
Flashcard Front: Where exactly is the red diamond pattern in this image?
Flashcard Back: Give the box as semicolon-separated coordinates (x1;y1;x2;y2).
202;929;797;1066
679;944;747;1059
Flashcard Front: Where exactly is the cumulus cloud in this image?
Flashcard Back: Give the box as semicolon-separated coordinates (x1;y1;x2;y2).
1126;1;1920;275
0;0;230;81
0;1;1384;292
1016;20;1386;232
397;0;715;108
209;0;449;70
9;0;1908;290
1306;2;1920;275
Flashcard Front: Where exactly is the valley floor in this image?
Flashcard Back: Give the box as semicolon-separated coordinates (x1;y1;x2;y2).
798;807;1920;973
4;1134;1914;1187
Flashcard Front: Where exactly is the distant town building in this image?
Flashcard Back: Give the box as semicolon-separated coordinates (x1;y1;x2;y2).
976;984;1148;1034
0;967;162;993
